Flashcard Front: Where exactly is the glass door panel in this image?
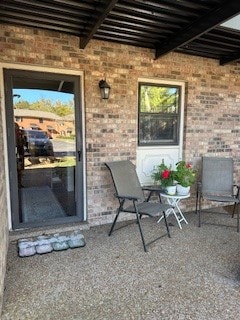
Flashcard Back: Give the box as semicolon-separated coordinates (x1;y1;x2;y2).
4;69;84;229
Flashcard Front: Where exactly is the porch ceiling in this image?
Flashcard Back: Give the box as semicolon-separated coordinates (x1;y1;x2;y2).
1;0;240;65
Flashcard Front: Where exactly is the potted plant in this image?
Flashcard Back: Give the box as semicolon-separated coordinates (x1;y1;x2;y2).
152;160;176;195
174;161;196;195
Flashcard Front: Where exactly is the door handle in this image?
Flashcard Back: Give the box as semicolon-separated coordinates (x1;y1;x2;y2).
77;150;82;161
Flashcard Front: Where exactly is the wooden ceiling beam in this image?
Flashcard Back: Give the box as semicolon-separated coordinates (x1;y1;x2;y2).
1;1;99;19
0;16;83;35
114;3;189;23
131;0;200;16
134;0;210;11
0;8;92;24
104;17;174;35
2;0;99;11
155;1;240;61
80;0;119;49
109;11;181;29
0;10;85;29
220;52;240;65
100;24;166;40
93;33;154;48
96;29;156;44
42;0;99;10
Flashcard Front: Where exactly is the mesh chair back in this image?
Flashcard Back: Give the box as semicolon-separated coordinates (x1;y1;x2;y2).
201;157;233;196
106;160;145;202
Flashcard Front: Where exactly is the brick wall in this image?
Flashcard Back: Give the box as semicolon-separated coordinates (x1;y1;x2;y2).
0;92;9;314
0;24;240;229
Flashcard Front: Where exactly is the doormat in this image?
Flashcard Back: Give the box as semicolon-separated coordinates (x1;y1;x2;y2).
18;231;86;257
21;186;67;223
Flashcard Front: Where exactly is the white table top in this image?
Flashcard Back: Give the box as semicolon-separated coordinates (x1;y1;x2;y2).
160;192;190;199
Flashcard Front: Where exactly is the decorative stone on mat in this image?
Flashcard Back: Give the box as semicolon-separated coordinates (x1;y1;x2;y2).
35;236;53;254
51;234;69;251
17;230;85;257
18;239;36;257
68;230;86;248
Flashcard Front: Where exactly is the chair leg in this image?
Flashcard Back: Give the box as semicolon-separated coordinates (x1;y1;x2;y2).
232;203;237;218
109;209;120;236
163;211;171;238
195;191;199;215
135;213;147;252
198;198;202;227
231;202;239;232
237;204;239;233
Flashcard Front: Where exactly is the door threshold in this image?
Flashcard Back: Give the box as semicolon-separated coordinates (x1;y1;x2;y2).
9;222;90;242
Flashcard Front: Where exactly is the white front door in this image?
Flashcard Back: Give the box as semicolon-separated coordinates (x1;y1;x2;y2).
136;78;185;185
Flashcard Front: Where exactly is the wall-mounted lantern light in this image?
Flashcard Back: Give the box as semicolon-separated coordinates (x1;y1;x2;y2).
99;79;111;99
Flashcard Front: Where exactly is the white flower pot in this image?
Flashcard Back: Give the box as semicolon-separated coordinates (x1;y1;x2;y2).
176;184;190;195
165;185;177;195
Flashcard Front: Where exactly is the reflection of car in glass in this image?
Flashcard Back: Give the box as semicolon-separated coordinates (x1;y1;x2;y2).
23;130;54;157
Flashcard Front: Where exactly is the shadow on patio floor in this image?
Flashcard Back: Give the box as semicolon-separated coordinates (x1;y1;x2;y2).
2;209;240;320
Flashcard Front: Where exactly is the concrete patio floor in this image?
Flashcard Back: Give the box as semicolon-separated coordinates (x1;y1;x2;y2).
2;208;240;320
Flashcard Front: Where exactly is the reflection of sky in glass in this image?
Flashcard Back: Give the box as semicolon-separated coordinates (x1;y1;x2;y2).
13;89;73;103
169;88;177;94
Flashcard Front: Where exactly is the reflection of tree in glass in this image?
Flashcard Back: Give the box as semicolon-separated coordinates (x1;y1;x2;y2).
140;86;179;113
140;116;176;141
14;98;74;117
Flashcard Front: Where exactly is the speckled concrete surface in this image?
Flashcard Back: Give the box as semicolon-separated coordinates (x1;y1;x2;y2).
2;209;240;320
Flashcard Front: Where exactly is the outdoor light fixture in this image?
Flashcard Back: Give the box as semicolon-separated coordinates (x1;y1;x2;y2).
99;79;111;99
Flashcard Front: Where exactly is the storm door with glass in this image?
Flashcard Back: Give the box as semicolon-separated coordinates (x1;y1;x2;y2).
4;69;84;229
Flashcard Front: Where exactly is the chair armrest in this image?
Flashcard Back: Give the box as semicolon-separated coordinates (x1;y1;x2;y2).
115;194;141;201
142;185;162;192
142;186;153;191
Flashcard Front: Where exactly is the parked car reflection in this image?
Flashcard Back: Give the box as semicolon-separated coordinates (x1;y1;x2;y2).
22;129;54;157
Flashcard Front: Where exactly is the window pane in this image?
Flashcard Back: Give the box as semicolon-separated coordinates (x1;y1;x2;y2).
140;85;179;113
139;114;178;144
138;83;180;145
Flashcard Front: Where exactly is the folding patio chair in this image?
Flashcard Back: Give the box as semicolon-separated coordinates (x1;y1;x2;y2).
196;156;239;232
105;160;172;252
